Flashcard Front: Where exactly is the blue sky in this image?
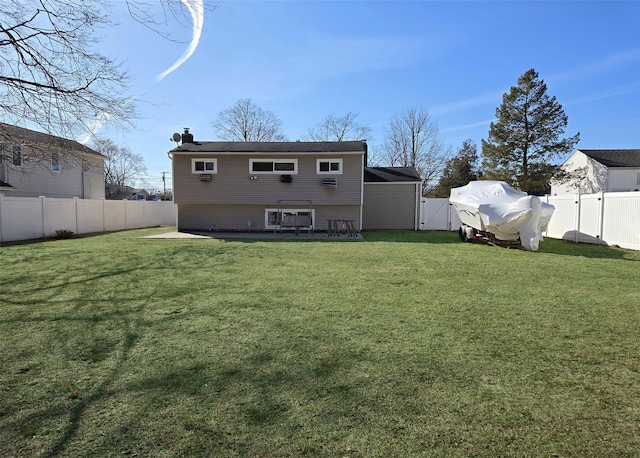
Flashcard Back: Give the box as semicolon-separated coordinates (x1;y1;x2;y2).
96;1;640;192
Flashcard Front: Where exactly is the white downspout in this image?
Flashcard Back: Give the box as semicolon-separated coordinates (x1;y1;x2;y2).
414;182;420;230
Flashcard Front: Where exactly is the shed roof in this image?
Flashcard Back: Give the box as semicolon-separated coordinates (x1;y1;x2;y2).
0;123;105;159
170;140;367;154
364;166;422;182
579;149;640;168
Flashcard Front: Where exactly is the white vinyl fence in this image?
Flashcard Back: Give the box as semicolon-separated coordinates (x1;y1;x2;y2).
0;196;176;243
420;192;640;251
542;192;640;250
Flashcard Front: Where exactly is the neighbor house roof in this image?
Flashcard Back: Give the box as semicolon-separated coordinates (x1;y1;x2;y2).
0;123;105;159
170;140;367;155
579;149;640;168
364;166;422;183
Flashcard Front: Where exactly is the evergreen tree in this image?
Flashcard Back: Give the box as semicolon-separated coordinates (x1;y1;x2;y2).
434;139;479;197
481;69;579;195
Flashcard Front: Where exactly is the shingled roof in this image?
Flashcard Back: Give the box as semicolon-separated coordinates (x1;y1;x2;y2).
0;123;104;159
364;166;422;182
579;149;640;168
170;140;367;154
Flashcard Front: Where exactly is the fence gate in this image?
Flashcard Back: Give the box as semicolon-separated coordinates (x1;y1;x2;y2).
419;198;460;231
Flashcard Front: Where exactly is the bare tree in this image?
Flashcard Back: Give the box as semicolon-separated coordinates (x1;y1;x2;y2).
93;138;146;200
212;98;287;142
382;107;449;193
305;112;372;142
0;0;207;160
0;1;135;148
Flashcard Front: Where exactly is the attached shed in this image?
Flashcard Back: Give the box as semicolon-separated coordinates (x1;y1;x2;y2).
362;167;422;230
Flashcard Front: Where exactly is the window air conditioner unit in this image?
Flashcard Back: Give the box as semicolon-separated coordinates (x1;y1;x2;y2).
321;177;337;188
199;174;213;182
280;174;292;183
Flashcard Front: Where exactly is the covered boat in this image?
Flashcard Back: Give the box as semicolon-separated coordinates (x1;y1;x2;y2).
449;181;555;251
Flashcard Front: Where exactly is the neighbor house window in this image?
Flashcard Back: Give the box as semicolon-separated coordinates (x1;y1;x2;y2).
12;145;21;166
51;152;60;172
192;158;217;174
317;159;342;174
249;159;297;174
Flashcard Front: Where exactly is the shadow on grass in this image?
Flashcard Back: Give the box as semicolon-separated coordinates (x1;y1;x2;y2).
0;267;196;456
0;307;147;457
537;237;639;261
204;230;462;244
44;325;141;458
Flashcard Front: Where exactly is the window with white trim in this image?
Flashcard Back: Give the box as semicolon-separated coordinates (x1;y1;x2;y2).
264;208;314;230
192;158;217;174
250;159;297;174
51;152;60;172
317;159;342;174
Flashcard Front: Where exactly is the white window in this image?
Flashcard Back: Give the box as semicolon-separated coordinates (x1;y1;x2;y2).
51;152;60;172
192;158;217;174
264;208;314;230
250;159;297;174
317;159;342;174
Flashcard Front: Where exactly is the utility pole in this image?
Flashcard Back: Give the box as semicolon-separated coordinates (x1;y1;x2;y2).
161;171;167;195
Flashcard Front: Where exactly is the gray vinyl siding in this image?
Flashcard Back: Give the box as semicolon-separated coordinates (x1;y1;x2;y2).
178;203;360;231
82;158;106;199
363;183;419;230
1;146;105;199
173;154;363;205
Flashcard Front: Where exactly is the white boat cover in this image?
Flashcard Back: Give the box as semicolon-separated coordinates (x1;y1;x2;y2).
449;181;555;251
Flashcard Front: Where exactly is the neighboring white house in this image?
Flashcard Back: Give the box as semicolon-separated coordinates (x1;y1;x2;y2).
0;123;106;199
551;149;640;195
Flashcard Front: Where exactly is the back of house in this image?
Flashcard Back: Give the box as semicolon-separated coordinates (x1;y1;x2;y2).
171;136;367;232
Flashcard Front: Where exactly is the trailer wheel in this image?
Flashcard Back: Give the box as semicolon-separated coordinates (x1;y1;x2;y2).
463;225;475;242
458;226;465;241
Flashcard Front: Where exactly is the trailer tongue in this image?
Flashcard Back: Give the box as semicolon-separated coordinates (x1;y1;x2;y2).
449;181;555;251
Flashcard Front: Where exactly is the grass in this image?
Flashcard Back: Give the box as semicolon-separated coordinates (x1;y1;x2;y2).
1;228;639;457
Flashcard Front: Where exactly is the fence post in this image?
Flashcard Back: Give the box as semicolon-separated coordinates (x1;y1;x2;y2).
40;196;46;238
74;197;79;235
574;194;581;243
0;195;4;243
597;192;605;245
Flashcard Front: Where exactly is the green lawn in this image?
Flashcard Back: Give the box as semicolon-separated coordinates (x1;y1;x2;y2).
1;228;639;457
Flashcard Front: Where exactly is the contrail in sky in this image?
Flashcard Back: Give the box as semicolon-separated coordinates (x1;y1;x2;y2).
78;112;113;145
156;0;204;81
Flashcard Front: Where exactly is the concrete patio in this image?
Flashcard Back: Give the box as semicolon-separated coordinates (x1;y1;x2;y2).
142;230;362;241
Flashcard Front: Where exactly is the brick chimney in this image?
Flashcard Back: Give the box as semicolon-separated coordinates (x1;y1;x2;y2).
181;127;194;144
